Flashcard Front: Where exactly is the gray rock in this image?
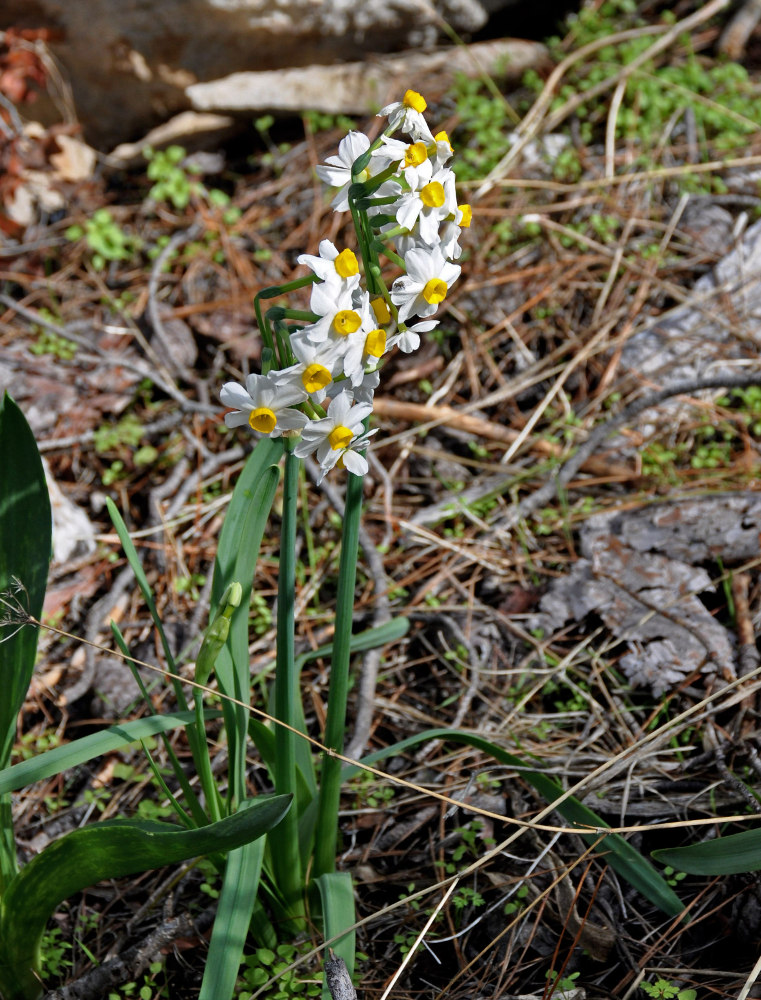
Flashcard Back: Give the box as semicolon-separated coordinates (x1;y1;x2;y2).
531;494;761;696
2;0;515;147
187;39;548;115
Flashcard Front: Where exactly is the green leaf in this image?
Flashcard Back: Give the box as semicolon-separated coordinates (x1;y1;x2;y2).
199;837;265;1000
0;796;291;1000
653;828;761;874
0;394;51;771
314;870;355;977
0;393;51;893
211;437;283;804
293;617;410;672
106;497;186;708
342;729;685;919
0;711;220;796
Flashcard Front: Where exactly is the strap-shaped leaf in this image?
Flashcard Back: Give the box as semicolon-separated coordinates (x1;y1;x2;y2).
0;710;221;796
212;436;283;804
343;729;685;919
0;795;291;1000
199;838;265;1000
653;828;761;875
0;393;51;896
0;393;51;773
314;870;355;974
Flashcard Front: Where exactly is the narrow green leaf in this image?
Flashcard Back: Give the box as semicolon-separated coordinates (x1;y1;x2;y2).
342;728;685;919
292;617;410;801
315;869;355;1000
199;836;265;1000
313;469;364;880
109;621;209;827
0;796;291;1000
0;711;220;795
653;828;761;875
106;497;187;710
293;617;410;671
212;437;283;805
250;618;411;805
271;447;303;913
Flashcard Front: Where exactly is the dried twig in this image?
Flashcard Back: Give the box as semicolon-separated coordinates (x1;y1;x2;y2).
41;907;215;1000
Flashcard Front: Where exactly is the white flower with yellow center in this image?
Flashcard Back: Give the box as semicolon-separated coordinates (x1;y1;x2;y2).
432;131;454;168
391;245;461;324
306;284;373;347
342;325;390;386
293;390;375;482
376;136;429;174
298;240;361;291
379;89;434;142
220;373;308;436
274;328;345;402
438;203;471;260
394;159;457;246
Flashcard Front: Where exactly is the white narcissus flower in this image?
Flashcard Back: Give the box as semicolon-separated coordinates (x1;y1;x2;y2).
220;372;308;436
307;284;374;348
274;328;345;402
431;131;454;169
315;131;370;212
438;203;471;260
391;245;461;324
379;90;434;143
298;240;361;291
394;159;457;247
315;133;396;212
342;325;390;386
305;281;357;343
377;136;430;174
387;319;438;354
293;390;376;482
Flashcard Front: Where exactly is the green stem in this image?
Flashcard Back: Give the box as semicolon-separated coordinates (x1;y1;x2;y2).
271;443;304;914
313;469;364;879
255;276;317;354
194;697;223;822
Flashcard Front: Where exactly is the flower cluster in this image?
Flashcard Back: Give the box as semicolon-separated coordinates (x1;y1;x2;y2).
221;90;470;482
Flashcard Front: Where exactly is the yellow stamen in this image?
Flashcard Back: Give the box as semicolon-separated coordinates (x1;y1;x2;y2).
435;130;453;152
329;425;354;450
371;297;391;324
423;278;447;305
404;142;428;168
458;203;472;228
420;181;445;209
249;407;277;433
365;329;386;358
302;364;332;393
403;90;427;113
332;310;362;336
334;249;358;278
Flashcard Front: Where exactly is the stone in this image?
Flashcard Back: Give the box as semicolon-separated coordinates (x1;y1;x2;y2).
187;39;549;115
1;0;532;148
